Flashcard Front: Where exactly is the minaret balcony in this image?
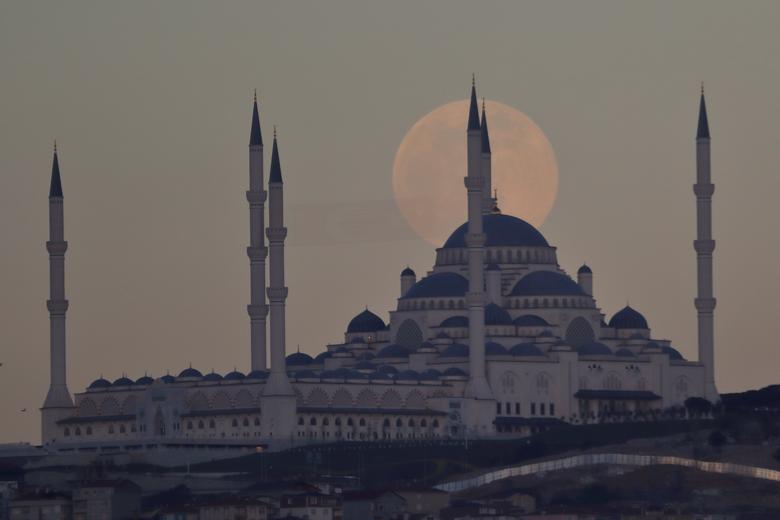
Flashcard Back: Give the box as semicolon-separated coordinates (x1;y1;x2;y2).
247;304;269;318
267;287;289;301
266;227;287;241
246;190;268;204
47;300;69;314
46;241;68;255
464;176;484;190
693;184;715;197
246;246;268;260
693;239;715;254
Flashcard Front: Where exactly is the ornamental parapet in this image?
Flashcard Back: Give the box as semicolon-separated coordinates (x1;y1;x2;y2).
694;297;716;312
247;304;269;318
266;227;287;241
267;287;289;301
693;239;715;254
46;241;68;255
693;183;715;197
246;246;268;260
463;176;485;190
47;300;69;314
246;190;268;204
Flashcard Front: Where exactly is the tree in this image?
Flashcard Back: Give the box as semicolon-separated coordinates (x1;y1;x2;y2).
684;397;713;418
708;430;727;449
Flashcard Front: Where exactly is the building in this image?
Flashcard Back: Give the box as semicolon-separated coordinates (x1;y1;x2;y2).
342;490;405;520
9;491;72;520
278;493;341;520
38;80;718;453
71;480;141;520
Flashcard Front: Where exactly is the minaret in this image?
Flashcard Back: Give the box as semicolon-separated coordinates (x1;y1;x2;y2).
263;130;294;397
694;87;719;402
41;143;74;444
480;99;495;214
464;78;493;400
247;92;269;371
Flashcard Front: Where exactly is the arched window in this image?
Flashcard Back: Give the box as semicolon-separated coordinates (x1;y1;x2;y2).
75;427;81;436
298;417;305;426
396;319;423;349
187;421;193;430
565;317;596;348
119;425;126;434
243;418;250;427
231;418;238;427
433;419;439;428
310;417;317;426
501;372;517;395
209;419;216;429
536;373;551;396
64;427;70;437
335;417;342;426
383;418;390;427
408;419;415;427
108;425;115;434
86;426;92;435
421;419;427;427
359;418;366;427
254;417;260;426
347;418;354;426
323;417;329;426
396;418;403;427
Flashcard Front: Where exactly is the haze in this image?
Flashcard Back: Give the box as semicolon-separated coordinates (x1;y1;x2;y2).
1;1;779;443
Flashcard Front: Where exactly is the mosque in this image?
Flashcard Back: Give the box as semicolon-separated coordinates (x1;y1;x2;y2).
39;81;719;453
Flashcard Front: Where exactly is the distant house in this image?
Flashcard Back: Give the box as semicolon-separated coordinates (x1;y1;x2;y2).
278;493;342;520
10;490;72;520
72;480;141;520
393;488;450;517
155;504;198;520
342;490;405;520
196;496;271;520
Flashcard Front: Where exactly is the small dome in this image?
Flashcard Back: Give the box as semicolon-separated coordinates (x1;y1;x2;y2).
160;374;176;384
347;309;386;333
485;303;512;325
578;264;592;274
224;370;245;381
510;343;544;356
321;367;352;380
396;369;420;381
246;370;269;380
286;352;314;366
615;348;636;357
203;372;223;382
377;365;398;375
577;341;613;356
293;369;318;379
486;342;509;355
420;369;442;381
377;344;411;358
513;314;550;327
401;266;416;277
88;378;111;390
178;367;202;379
313;351;332;363
510;271;586;297
112;377;133;387
663;345;685;361
443;367;468;377
443;214;549;249
354;361;374;370
402;272;468;299
135;376;153;386
347;370;366;380
608;306;649;329
440;343;469;357
439;315;469;328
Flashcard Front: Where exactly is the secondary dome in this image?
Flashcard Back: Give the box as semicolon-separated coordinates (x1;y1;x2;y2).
442;214;549;249
286;352;314;366
485;303;512;325
347;309;386;333
577;341;613;356
439;315;468;328
510;271;586;296
608;306;649;329
513;314;550;327
402;272;468;299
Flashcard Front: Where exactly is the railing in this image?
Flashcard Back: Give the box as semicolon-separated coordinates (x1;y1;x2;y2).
435;453;780;492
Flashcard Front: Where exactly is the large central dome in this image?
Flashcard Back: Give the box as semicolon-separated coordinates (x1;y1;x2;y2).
442;214;549;249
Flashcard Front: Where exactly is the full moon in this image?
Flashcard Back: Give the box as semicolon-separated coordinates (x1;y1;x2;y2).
392;99;559;246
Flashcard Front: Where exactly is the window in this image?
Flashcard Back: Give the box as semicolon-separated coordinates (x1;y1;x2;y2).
530;403;536;416
515;402;521;415
119;424;126;434
396;418;403;427
243;418;249;427
347;418;354;426
209;419;216;429
86;426;92;435
505;402;511;415
496;402;501;414
310;417;317;426
64;427;70;437
108;425;114;434
540;403;546;416
231;418;238;427
550;403;555;416
298;417;305;426
359;418;366;427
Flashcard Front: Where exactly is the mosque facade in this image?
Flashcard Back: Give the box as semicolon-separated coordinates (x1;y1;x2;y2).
39;82;718;452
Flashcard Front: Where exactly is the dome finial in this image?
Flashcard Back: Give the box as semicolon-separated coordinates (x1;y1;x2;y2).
273;125;277;139
53;139;57;154
253;88;257;103
472;73;475;87
701;81;704;95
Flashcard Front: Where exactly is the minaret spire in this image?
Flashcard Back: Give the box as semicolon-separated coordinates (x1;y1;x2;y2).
480;98;494;213
247;93;269;370
463;77;493;402
41;144;74;444
693;87;718;402
264;131;293;396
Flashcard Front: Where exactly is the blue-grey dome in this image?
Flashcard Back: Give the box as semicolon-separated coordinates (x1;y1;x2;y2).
443;214;549;249
347;309;386;333
112;377;133;386
439;315;469;328
538;329;555;338
420;369;442;381
396;369;420;381
417;341;436;351
440;343;469;357
513;314;550;327
313;351;332;363
615;348;636;357
486;342;509;355
368;371;392;381
608;306;648;329
88;377;111;389
485;303;513;325
377;344;412;358
321;367;352;380
354;360;374;370
178;368;202;379
203;372;223;382
224;370;245;381
662;345;685;361
160;374;176;384
402;272;468;299
578;264;592;274
346;370;366;380
510;271;586;296
246;370;269;380
510;343;544;356
377;364;398;375
135;375;153;386
293;370;318;379
401;266;416;277
443;367;468;377
286;352;314;366
577;341;613;356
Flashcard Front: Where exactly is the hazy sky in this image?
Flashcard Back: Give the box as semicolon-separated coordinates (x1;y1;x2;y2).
1;1;779;443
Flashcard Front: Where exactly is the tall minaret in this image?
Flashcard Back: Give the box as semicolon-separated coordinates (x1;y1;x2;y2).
480;99;494;214
464;79;492;400
247;92;269;371
41;143;74;444
694;87;719;402
263;131;294;397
